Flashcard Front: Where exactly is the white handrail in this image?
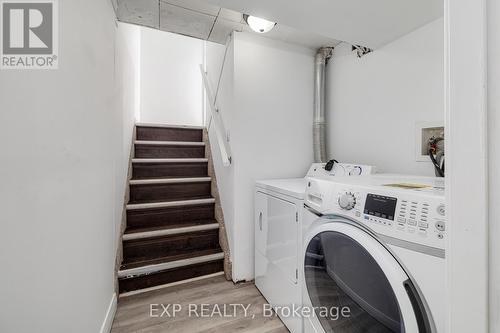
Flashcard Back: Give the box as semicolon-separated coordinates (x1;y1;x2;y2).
200;64;232;167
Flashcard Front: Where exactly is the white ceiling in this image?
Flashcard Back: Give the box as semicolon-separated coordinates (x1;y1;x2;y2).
115;0;340;49
201;0;443;48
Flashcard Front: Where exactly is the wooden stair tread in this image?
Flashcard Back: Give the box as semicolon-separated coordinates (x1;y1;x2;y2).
134;140;205;146
136;125;203;142
122;222;219;241
126;198;215;210
124;219;219;235
135;123;204;130
128;195;213;205
132;158;208;163
130;175;210;180
132;160;208;179
126;203;215;230
118;260;223;294
120;248;223;271
129;177;211;185
134;144;206;158
129;180;212;204
121;228;220;266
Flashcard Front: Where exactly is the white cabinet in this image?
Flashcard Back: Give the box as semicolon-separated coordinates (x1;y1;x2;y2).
255;191;299;284
254;188;302;333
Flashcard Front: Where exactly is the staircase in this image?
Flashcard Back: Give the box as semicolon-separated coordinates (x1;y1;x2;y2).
118;124;225;294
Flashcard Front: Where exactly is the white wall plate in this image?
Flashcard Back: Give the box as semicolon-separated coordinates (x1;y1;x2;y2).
415;121;445;162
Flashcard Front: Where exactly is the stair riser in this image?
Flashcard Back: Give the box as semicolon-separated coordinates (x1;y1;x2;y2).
132;162;208;179
135;145;205;158
129;182;211;203
123;229;220;265
136;127;203;142
126;204;215;230
119;260;223;293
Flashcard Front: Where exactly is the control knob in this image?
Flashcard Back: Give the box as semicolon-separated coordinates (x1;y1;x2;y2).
338;192;356;210
349;166;362;176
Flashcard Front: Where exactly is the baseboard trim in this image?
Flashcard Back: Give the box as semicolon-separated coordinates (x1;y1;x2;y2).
100;293;117;333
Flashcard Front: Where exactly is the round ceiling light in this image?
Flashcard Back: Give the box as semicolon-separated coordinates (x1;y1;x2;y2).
244;15;276;34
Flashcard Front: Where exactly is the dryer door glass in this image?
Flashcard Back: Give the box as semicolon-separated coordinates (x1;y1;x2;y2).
305;231;403;333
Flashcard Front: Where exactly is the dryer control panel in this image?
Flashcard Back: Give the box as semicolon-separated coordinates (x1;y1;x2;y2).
305;176;446;250
341;189;445;250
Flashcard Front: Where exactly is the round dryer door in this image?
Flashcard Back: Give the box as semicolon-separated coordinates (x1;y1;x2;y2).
303;218;432;333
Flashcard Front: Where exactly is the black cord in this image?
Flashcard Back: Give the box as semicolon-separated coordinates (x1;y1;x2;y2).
324;159;338;171
429;148;444;177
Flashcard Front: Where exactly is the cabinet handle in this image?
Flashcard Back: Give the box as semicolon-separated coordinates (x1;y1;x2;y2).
259;212;263;231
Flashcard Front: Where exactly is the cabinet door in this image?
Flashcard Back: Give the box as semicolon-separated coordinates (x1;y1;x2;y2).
256;191;299;284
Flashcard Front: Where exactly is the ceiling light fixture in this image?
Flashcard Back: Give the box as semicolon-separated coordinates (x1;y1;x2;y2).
243;14;276;34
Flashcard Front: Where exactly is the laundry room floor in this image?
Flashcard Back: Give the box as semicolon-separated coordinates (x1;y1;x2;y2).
111;275;289;333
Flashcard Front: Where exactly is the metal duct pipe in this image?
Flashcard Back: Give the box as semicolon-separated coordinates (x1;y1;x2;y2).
313;47;333;163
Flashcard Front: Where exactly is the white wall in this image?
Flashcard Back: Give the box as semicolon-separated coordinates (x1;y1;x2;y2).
488;0;500;330
326;18;444;176
140;28;204;126
0;1;135;332
115;22;141;253
116;22;141;125
231;33;314;280
206;32;314;281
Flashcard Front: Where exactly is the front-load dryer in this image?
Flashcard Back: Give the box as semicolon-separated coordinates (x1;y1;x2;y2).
302;175;445;333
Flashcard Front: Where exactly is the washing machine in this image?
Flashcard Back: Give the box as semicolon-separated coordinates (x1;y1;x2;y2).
255;163;375;333
302;175;446;333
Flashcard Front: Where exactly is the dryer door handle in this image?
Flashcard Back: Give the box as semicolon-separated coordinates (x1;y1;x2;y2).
259;212;263;231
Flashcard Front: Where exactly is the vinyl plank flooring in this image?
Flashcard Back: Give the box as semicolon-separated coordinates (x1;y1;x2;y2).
111;276;289;333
